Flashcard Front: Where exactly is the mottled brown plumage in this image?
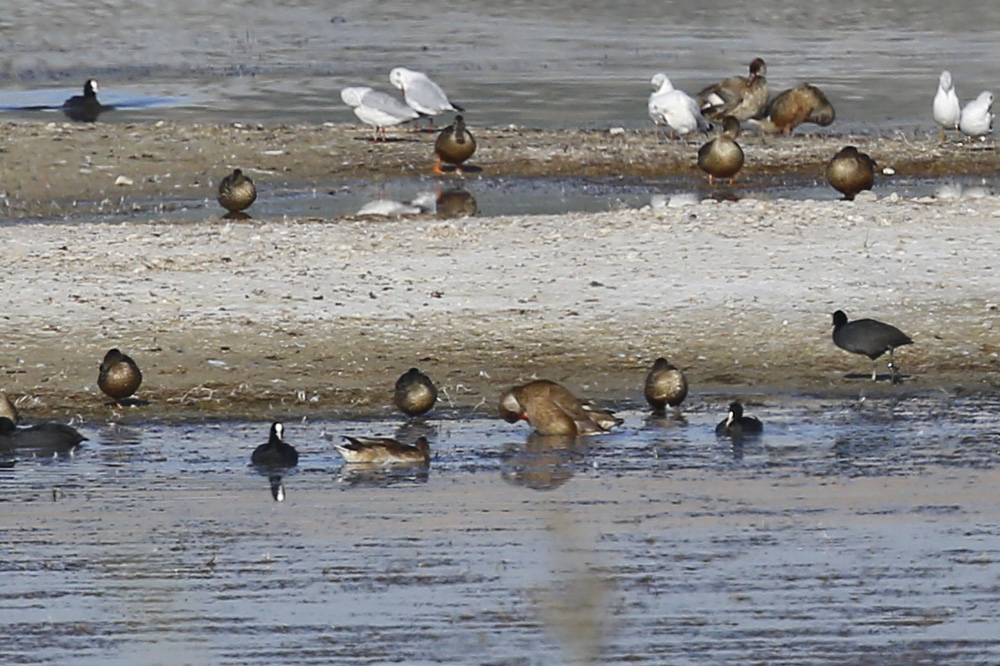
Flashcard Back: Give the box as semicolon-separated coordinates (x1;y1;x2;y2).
335;436;431;465
826;146;876;200
698;115;744;185
394;367;438;416
752;84;835;134
98;348;143;403
643;358;688;413
433;115;476;174
697;57;769;122
499;379;622;436
217;168;257;213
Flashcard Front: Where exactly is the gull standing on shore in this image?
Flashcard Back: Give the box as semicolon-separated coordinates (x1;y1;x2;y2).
341;86;419;141
389;67;463;126
648;72;710;140
959;90;994;139
932;71;961;140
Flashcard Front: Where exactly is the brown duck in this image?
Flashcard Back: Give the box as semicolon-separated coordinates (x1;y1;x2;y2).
697;57;769;122
217;168;257;213
751;84;835;134
433;115;476;174
499;379;623;436
393;367;438;417
697;116;744;185
643;358;689;414
826;146;877;200
334;436;431;465
98;348;143;404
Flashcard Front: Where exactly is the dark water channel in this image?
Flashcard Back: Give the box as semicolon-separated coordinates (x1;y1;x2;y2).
4;390;1000;664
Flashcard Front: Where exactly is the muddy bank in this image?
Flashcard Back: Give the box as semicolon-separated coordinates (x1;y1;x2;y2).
2;179;999;421
0;120;996;221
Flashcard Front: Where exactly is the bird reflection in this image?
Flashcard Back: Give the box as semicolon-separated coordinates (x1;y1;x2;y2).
336;463;429;488
269;475;286;502
357;191;436;217
393;421;438;449
643;412;688;429
436;188;477;218
500;432;589;491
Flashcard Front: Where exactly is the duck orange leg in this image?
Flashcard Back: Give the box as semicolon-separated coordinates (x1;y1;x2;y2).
432;156;445;174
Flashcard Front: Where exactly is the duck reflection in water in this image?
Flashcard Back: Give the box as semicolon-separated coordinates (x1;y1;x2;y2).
436;188;477;218
500;432;589;491
336;462;430;488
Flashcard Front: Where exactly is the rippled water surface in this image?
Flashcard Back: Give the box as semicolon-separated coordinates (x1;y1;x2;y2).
5;392;1000;664
1;0;1000;130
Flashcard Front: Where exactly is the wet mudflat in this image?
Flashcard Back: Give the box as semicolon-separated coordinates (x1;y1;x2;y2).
5;391;1000;665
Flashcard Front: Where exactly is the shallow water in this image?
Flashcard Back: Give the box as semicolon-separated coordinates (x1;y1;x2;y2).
1;0;1000;132
5;391;1000;664
5;173;996;226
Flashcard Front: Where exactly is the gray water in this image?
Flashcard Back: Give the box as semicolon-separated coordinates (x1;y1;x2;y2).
5;392;1000;664
2;0;1000;131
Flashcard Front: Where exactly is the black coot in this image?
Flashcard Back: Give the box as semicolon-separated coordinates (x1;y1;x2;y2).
832;310;913;381
715;402;763;438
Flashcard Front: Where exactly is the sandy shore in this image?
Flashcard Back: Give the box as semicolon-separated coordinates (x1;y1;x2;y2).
1;121;998;421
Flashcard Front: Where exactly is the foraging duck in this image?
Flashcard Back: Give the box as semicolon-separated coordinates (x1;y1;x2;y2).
0;417;87;454
334;435;431;465
433;115;476;174
643;358;688;414
0;392;18;425
251;422;299;468
750;84;835;134
648;72;711;140
389;67;463;124
832;310;913;381
340;86;420;141
697;57;769;122
715;402;763;438
217;168;257;214
499;379;623;436
933;71;961;141
697;115;744;185
826;146;877;200
62;79;103;122
959;91;994;139
98;348;142;404
394;367;438;416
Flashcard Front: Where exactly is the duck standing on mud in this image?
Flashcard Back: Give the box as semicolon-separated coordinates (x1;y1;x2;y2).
826;146;876;200
218;168;257;214
433;115;476;174
698;116;744;185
